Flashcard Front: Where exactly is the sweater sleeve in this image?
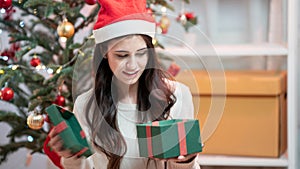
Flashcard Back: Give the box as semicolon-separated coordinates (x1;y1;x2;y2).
169;82;201;169
170;82;195;119
60;90;95;169
61;156;92;169
73;90;93;141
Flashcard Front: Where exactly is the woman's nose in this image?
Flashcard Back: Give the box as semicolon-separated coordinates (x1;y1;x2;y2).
126;56;138;70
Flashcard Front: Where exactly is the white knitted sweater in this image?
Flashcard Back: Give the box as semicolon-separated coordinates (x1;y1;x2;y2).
61;81;201;169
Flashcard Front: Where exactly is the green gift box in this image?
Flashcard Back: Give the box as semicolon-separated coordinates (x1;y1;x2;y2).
136;119;202;159
46;104;93;157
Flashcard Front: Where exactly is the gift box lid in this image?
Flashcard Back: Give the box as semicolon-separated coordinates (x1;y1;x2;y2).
176;70;287;96
46;104;93;157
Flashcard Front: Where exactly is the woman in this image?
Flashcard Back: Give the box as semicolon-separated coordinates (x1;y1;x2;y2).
48;0;200;168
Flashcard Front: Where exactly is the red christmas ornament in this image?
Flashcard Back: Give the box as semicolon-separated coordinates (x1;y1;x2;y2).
3;7;15;20
167;62;181;77
1;87;14;101
185;12;195;20
0;0;12;9
54;95;65;106
11;43;20;51
1;50;14;61
161;28;168;34
85;0;97;5
30;57;41;67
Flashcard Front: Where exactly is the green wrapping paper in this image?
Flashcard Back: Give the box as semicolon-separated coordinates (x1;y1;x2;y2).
46;104;93;157
136;119;202;159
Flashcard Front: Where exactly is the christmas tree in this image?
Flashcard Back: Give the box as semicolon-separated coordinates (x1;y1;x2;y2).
0;0;195;164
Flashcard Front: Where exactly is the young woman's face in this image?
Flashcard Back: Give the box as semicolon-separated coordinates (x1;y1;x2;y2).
106;35;148;85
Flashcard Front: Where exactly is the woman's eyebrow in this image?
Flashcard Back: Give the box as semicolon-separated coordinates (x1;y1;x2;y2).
114;47;147;53
114;50;129;53
136;47;147;52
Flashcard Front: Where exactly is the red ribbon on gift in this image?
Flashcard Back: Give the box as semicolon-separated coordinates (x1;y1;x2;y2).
75;147;88;157
177;121;187;156
60;108;67;113
80;130;86;139
55;121;68;133
145;121;159;157
146;125;153;157
145;120;188;157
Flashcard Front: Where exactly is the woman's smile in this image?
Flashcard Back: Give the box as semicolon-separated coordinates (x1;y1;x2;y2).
122;70;139;77
121;70;140;81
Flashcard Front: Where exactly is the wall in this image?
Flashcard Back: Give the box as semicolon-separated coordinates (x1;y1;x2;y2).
297;0;300;167
161;0;287;71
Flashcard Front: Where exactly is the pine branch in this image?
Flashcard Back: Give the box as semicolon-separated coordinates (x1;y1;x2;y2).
10;32;60;57
35;51;55;64
28;99;43;112
15;4;59;31
9;128;46;139
0;137;46;164
30;86;54;100
0;19;27;34
29;17;57;31
147;0;175;11
41;18;59;30
0;74;13;88
22;0;53;8
22;71;45;83
7;123;28;138
32;31;57;53
75;5;100;31
15;46;34;60
0;141;27;163
0;112;25;128
44;66;73;85
9;33;36;44
10;85;30;112
66;4;86;23
0;20;17;33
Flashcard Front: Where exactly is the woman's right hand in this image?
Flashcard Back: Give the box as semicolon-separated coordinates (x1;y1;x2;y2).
48;127;74;158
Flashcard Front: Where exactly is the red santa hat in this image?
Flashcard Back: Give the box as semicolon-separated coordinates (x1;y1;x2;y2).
93;0;156;44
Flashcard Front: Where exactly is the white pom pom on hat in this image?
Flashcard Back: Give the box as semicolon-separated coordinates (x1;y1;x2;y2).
93;0;156;44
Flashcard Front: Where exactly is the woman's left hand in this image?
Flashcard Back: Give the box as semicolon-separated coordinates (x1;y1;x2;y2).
167;153;198;163
152;153;198;163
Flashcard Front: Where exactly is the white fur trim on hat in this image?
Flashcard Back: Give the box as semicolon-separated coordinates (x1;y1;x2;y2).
93;20;156;44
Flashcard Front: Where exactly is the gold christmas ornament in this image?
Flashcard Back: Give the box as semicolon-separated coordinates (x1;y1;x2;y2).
57;19;75;38
27;113;44;130
159;15;171;30
152;38;158;47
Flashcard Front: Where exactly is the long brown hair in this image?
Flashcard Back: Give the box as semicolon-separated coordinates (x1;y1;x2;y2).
84;35;176;169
